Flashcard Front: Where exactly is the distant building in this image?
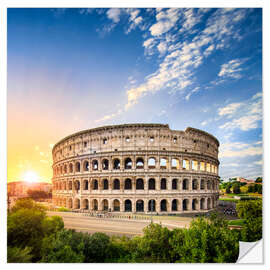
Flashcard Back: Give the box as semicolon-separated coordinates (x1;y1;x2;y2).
7;181;52;197
236;177;255;184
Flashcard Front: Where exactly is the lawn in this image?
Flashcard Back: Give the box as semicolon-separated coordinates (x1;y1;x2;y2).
228;219;245;226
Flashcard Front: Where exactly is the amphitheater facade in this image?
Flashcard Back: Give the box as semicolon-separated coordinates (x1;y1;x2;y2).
52;124;220;214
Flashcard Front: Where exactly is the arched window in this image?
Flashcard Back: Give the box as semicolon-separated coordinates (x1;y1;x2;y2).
102;159;109;170
192;199;198;210
182;159;189;170
124;158;132;169
160;158;167;169
102;199;108;211
172;199;178;211
103;179;108;190
148;158;156;168
183;179;189;190
125;200;132;212
82;199;89;210
68;181;72;190
171;158;179;169
113;179;120;190
93;179;98;190
200;179;205;190
172;179;178;190
75;162;80;172
83;161;89;171
148;200;156;212
161;178;167;190
113;199;120;211
69;163;73;173
136;200;144;212
207;180;211;190
207;198;211;209
136;158;144;169
124;178;132;190
83;180;88;190
64;164;67;174
192;160;198;170
136;178;144;190
160;199;167;211
75;180;80;190
182;199;188;211
200;198;205;210
192;179;198;190
92;160;98;170
113;159;120;170
68;198;73;209
93;199;98;211
148;178;155;190
74;198;80;209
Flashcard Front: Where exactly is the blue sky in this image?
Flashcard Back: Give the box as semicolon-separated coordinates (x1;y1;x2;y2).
7;8;262;181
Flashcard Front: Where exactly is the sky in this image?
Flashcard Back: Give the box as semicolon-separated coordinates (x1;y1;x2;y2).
7;8;262;183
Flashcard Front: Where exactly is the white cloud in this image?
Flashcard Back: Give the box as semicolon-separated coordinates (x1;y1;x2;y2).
157;41;167;54
218;58;246;79
143;38;155;49
218;102;243;117
107;8;121;23
254;160;263;165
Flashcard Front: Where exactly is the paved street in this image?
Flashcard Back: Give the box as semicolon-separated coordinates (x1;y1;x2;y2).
47;211;192;236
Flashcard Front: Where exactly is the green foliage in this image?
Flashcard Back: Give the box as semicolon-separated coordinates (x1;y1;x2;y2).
42;215;64;236
232;183;241;194
27;189;51;200
11;198;46;213
255;177;262;183
237;200;262;220
57;207;70;212
7;246;33;263
225;185;231;194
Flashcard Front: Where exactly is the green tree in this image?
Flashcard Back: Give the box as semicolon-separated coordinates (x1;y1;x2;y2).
248;184;254;193
11;198;46;213
255;177;262;183
7;246;33;263
225;184;232;194
232;183;241;194
27;189;51;200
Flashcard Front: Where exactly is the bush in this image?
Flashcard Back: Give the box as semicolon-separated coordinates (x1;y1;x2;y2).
7;246;33;263
232;183;241;194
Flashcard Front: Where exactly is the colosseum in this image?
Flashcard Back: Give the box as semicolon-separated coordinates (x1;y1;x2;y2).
52;123;220;214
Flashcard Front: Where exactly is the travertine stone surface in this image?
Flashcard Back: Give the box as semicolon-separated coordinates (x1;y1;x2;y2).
52;124;220;213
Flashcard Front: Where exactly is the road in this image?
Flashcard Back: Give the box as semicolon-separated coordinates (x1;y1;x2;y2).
47;212;192;236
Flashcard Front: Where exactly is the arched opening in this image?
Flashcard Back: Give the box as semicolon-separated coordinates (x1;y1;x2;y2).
124;178;132;190
200;179;205;190
92;160;98;170
83;161;89;171
82;199;89;210
183;179;189;190
74;198;80;209
103;179;108;190
125;200;132;212
207;180;211;190
68;198;73;209
161;178;167;190
182;159;189;170
102;199;108;211
113;159;120;170
192;179;198;190
75;180;80;191
69;163;73;173
207;198;211;209
102;159;109;170
148;178;155;190
172;179;178;190
64;164;67;174
172;199;178;211
148;200;156;212
136;158;144;169
160;158;167;169
160;199;167;211
68;181;72;190
148;157;156;169
171;158;179;169
92;199;98;211
93;179;98;190
136;178;144;190
113;179;120;190
192;199;198;210
200;198;205;210
136;200;144;212
83;180;88;190
192;160;198;171
124;158;132;169
183;199;188;211
75;162;80;172
113;199;120;211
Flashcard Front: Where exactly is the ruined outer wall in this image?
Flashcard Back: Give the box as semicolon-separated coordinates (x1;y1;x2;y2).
52;123;220;213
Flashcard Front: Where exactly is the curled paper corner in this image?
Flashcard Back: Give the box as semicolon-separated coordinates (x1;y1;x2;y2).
237;240;263;263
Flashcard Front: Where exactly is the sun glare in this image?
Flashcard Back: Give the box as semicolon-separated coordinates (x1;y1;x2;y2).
22;171;39;183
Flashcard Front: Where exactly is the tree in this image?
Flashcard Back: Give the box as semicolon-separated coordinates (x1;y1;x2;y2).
27;189;51;200
248;184;254;193
255;177;262;183
232;183;241;194
11;198;46;213
7;246;33;263
225;184;231;194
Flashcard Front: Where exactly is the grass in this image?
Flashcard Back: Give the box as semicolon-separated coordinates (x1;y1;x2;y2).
219;198;239;203
228;219;245;226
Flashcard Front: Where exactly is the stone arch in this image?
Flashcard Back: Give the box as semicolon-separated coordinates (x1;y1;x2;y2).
83;160;89;171
136;158;144;169
75;180;80;191
68;181;72;190
74;198;80;209
160;178;167;190
102;199;109;211
207;180;211;190
113;179;120;190
68;198;73;209
83;180;88;190
200;198;206;210
207;198;211;209
148;199;156;212
136;178;144;190
183;179;189;190
64;164;67;174
160;157;167;169
200;179;205;190
160;199;167;211
82;198;89;210
113;158;121;170
148;157;156;168
183;199;188;211
92;159;98;170
136;200;144;212
103;179;108;190
192;198;199;210
92;199;98;211
148;178;155;190
124;178;132;190
92;179;98;190
171;158;180;169
124;199;132;212
102;159;109;170
172;199;178;211
113;199;120;211
69;163;73;173
192;179;198;190
75;161;80;172
172;179;178;190
124;158;132;169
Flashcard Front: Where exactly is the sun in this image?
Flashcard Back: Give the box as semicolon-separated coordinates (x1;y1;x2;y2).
22;171;39;183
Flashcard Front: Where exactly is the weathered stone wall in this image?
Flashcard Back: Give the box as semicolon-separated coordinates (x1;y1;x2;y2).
52;124;220;214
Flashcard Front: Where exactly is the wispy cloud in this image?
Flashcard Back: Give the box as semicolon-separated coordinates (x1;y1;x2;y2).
218;58;247;79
